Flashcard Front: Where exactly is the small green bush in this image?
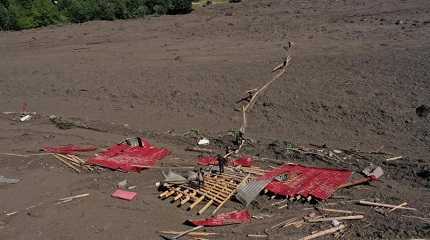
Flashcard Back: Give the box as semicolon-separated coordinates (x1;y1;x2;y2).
62;0;98;23
153;4;166;15
132;4;149;17
169;0;192;14
31;0;66;27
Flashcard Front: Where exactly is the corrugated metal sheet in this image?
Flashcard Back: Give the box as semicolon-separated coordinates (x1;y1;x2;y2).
235;179;272;206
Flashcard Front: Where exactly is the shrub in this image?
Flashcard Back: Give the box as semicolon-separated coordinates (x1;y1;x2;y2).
0;0;9;8
3;0;65;29
0;4;10;30
169;0;192;14
31;0;66;27
62;0;97;23
127;0;148;17
132;4;150;17
153;4;166;15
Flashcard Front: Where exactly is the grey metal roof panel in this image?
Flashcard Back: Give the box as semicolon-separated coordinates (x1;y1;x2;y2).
235;179;272;206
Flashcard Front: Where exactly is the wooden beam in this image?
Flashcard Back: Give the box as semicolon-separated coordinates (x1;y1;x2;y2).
358;201;416;211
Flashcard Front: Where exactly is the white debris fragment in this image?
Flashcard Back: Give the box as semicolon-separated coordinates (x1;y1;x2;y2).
198;138;210;146
332;219;341;227
20;114;32;122
117;180;128;189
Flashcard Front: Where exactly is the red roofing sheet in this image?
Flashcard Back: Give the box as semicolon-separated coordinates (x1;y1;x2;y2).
259;164;352;200
197;156;253;167
88;139;169;172
43;145;97;154
190;210;251;226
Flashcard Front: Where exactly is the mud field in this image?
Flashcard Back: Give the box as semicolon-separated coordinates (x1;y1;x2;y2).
0;0;429;239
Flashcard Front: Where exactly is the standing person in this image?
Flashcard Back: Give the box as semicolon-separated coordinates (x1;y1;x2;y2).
197;168;204;187
217;154;227;174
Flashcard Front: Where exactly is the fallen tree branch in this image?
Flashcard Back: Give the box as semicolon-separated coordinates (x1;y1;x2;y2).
245;56;292;113
240;56;292;134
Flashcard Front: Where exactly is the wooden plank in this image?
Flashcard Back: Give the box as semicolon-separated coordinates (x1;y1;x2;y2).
179;190;197;205
308;215;364;222
318;208;354;214
162;187;181;199
198;199;214;215
211;174;251;215
180;186;223;204
189;196;205;210
160;189;171;198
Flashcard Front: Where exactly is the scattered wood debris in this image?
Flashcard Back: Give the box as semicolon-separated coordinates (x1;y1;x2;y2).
252;214;272;220
385;156;403;162
57;193;90;204
358;200;417;211
388;202;408;213
307;215;364;223
52;153;95;173
269;217;299;231
247;234;268;238
316;207;363;215
298;224;346;240
160;225;204;240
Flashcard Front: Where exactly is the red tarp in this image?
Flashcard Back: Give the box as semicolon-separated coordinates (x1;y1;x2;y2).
259;164;352;200
43;145;97;154
197;156;253;167
190;210;251;226
197;156;218;166
87;139;170;172
232;156;253;167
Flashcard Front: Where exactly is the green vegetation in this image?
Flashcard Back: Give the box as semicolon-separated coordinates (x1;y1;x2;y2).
0;0;192;30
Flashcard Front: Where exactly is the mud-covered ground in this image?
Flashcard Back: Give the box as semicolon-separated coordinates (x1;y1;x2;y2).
0;0;429;239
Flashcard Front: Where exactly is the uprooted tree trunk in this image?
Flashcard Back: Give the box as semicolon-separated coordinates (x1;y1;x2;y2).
224;53;293;158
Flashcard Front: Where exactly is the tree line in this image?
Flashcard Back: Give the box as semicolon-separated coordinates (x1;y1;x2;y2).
0;0;192;30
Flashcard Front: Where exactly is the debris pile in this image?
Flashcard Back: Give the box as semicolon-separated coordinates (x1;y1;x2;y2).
1;53;427;240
